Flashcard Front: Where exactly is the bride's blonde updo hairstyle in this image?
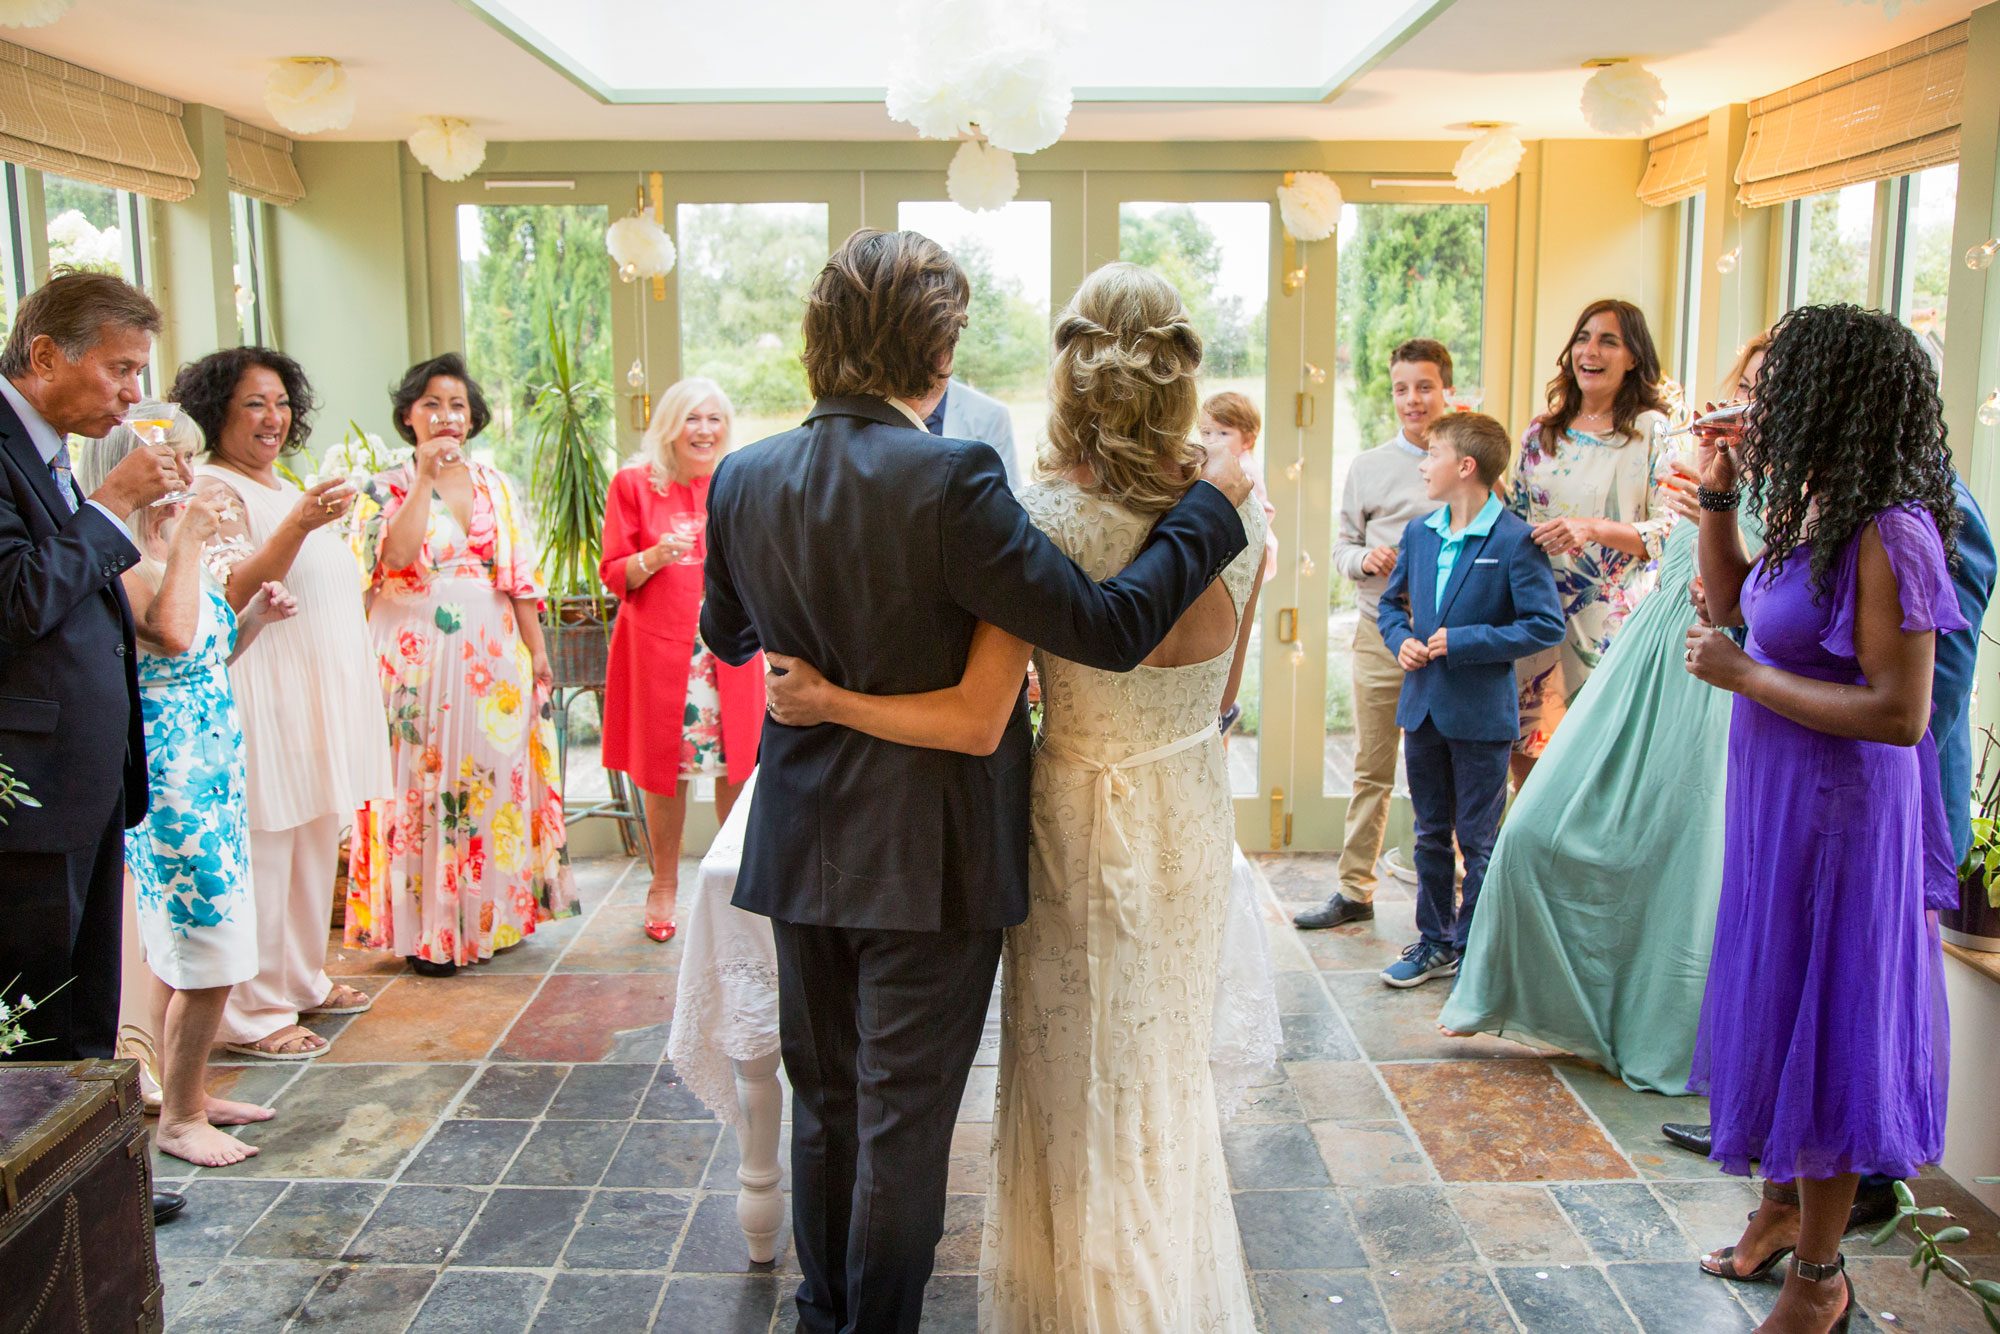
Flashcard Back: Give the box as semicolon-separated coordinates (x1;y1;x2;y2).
1042;262;1204;515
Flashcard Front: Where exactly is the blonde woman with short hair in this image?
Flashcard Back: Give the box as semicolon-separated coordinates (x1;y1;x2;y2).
599;377;765;941
762;262;1265;1329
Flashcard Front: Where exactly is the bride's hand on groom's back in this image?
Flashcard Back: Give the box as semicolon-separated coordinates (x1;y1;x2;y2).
1199;443;1254;508
765;652;833;727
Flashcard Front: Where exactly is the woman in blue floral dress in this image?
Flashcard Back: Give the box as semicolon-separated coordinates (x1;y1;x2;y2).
118;417;298;1168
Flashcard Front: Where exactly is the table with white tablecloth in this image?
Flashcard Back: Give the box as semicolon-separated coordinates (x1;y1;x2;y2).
665;768;1284;1262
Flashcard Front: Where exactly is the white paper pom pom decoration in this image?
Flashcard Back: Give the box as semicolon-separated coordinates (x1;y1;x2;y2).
606;213;677;279
966;48;1071;155
264;57;355;135
947;140;1020;212
1277;172;1343;242
407;117;486;182
1581;62;1668;137
1453;127;1526;194
0;0;72;28
885;0;1074;200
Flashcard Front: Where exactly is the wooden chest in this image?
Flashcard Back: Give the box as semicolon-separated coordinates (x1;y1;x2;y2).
0;1060;162;1334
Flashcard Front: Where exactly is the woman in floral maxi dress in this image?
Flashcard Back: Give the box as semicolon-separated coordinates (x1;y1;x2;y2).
346;355;576;973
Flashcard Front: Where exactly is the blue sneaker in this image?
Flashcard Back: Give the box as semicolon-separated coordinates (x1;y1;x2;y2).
1380;940;1459;989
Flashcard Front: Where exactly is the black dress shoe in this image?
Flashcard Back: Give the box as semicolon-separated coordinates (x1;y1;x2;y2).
407;956;457;978
1661;1122;1713;1156
1849;1182;1898;1232
152;1190;186;1225
1294;894;1375;930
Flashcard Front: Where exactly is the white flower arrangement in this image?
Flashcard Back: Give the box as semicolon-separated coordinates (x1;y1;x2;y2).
0;976;57;1057
1580;62;1667;137
885;0;1075;209
407;116;486;182
1453;126;1526;194
47;210;123;271
947;140;1020;213
307;423;392;488
1277;172;1343;242
264;57;355;136
606;213;677;280
0;0;72;28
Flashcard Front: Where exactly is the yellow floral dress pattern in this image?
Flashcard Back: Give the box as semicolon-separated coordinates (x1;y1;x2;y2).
344;461;577;965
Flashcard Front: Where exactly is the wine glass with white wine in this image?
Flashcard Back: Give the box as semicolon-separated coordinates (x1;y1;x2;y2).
129;417;194;507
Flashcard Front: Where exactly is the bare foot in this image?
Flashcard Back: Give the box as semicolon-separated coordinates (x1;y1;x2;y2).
1438;1025;1473;1038
205;1096;275;1126
155;1118;259;1168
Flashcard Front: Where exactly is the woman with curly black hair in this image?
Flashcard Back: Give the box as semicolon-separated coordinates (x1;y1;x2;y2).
1682;304;1963;1334
178;348;394;1059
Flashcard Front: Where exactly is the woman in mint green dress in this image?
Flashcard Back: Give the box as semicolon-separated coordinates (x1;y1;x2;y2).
1436;338;1767;1094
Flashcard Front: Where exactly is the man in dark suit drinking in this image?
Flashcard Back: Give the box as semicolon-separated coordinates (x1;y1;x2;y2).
701;230;1252;1333
0;269;185;1060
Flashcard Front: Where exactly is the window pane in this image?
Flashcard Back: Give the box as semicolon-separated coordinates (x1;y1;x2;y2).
1118;201;1270;796
676;202;828;445
230;193;265;346
457;203;614;491
898;199;1051;482
1898;164;1955;355
1676;193;1706;391
1795;183;1873;308
43;174;126;279
0;166;22;330
1326;201;1486;799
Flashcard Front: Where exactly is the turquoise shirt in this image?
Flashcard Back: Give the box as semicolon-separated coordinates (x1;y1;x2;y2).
1425;492;1504;608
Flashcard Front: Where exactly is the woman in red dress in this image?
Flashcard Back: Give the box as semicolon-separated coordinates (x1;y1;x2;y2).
600;377;765;941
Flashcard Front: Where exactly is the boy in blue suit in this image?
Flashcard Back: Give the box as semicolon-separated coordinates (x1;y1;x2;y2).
1375;413;1564;987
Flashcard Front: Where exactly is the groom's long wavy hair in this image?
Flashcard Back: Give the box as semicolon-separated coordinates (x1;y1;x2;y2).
801;229;968;402
1042;263;1205;516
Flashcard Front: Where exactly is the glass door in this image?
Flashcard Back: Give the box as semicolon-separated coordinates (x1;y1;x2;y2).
1288;182;1517;849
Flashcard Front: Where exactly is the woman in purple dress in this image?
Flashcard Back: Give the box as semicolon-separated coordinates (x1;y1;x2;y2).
1682;304;1963;1334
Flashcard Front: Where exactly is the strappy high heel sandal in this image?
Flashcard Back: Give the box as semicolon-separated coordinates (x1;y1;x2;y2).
116;1024;164;1115
1702;1180;1799;1282
1789;1253;1854;1333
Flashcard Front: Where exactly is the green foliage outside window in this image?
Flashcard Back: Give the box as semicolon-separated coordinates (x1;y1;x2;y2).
1800;191;1869;309
951;238;1048;397
1118;207;1266;379
1337;204;1486;448
677;204;826;418
460;204;613;487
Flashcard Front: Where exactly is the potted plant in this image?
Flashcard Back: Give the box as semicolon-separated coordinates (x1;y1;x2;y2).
1954;721;2000;951
528;312;615;689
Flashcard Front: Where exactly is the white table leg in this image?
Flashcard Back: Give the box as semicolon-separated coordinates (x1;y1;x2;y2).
732;1050;785;1263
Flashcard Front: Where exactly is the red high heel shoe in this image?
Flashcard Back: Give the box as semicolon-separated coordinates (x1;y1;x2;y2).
645;919;676;943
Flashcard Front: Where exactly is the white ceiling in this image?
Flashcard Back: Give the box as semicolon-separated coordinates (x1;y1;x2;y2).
14;0;1980;143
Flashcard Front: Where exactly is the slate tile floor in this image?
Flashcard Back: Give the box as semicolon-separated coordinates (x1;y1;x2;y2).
150;852;2000;1331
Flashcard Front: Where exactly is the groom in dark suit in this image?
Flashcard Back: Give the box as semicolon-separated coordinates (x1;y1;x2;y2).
702;230;1252;1333
0;269;184;1059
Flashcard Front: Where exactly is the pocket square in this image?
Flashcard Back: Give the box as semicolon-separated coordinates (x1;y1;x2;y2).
1472;557;1499;565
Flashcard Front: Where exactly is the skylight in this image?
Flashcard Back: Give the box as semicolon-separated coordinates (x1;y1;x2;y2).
456;0;1456;104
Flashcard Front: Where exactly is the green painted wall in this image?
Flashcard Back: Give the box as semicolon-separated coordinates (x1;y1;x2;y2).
267;142;421;451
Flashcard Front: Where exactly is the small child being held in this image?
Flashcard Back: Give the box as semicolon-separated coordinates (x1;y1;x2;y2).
1199;392;1278;582
1374;412;1563;989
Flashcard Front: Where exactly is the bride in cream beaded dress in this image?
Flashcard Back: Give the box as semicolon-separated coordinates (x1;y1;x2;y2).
761;263;1265;1331
979;467;1265;1331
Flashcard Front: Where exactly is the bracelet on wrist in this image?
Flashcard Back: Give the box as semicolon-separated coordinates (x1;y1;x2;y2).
1697;486;1741;513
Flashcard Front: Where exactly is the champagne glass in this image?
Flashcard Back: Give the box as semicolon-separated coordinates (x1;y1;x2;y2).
427;412;465;466
130;418;193;507
670;512;706;565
